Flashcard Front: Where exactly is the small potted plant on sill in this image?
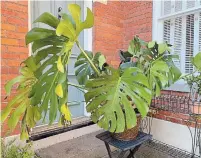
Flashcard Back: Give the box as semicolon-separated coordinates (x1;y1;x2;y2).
1;3;181;141
183;52;201;115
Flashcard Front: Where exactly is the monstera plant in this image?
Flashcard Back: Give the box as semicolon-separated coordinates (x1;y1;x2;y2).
1;4;181;140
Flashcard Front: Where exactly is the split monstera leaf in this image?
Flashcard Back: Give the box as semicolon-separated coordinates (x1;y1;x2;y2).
1;4;181;139
1;4;95;140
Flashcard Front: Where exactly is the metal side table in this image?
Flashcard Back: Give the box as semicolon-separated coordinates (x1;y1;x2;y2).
96;131;152;158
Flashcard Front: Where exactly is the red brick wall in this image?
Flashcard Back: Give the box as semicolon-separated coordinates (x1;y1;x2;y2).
1;1;29;136
93;1;152;67
122;1;152;49
93;1;124;67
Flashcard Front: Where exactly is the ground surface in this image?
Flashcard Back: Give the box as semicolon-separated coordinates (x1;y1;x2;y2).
35;130;177;158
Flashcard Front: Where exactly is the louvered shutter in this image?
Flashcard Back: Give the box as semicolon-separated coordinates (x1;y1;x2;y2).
185;14;194;73
163;20;171;43
187;0;196;9
175;0;182;12
173;17;182;69
199;12;201;52
163;0;172;16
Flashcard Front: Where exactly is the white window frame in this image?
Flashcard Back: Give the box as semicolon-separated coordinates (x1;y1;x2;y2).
152;1;201;92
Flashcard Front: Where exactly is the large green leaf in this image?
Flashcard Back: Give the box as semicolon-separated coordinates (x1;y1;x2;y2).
128;36;147;55
191;52;201;71
85;68;151;133
56;4;94;41
1;62;39;138
33;12;59;29
75;51;106;85
125;37;180;96
149;60;169;96
25;28;55;45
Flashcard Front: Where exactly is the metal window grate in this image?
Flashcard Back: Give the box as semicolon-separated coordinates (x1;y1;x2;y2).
151;91;201;115
144;139;200;158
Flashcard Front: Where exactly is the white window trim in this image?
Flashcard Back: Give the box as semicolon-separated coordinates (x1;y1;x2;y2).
84;0;93;117
152;1;201;92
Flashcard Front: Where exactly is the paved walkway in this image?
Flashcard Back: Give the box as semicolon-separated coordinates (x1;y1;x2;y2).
35;130;175;158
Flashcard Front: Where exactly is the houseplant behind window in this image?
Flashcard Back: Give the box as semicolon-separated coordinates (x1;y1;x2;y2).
1;4;181;141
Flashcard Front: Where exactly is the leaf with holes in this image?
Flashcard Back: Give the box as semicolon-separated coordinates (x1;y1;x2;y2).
75;51;106;85
85;67;151;133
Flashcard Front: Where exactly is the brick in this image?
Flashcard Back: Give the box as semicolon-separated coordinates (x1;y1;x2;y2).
16;26;28;33
9;67;20;74
18;39;26;47
154;114;166;120
1;45;7;52
171;113;190;120
2;38;18;46
1;66;9;74
7;17;27;26
6;2;28;13
1;16;8;23
5;31;25;39
1;59;7;66
17;1;28;6
7;60;22;67
2;53;20;59
7;46;28;53
1;30;7;37
166;117;182;124
158;110;172;116
1;24;16;31
1;9;28;19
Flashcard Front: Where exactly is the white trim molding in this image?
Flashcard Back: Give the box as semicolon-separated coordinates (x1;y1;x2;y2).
84;0;93;117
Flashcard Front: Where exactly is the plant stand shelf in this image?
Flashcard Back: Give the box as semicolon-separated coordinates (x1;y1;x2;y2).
96;131;152;158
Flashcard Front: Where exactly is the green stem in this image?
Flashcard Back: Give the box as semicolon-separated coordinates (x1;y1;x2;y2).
67;82;85;90
181;70;197;79
76;41;101;76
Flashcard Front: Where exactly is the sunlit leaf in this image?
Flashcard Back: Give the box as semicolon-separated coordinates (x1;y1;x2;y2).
85;68;151;133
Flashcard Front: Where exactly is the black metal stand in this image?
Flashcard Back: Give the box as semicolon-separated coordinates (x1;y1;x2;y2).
186;115;201;158
96;131;152;158
104;142;141;158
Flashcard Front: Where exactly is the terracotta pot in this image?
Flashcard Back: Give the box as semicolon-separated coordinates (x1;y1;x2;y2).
191;102;201;114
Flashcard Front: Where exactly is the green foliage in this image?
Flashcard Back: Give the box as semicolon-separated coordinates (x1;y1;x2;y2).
1;3;94;138
75;51;106;85
1;56;39;140
1;4;181;138
183;52;201;97
123;36;181;96
85;68;151;133
191;52;201;71
25;3;94;126
1;139;35;158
